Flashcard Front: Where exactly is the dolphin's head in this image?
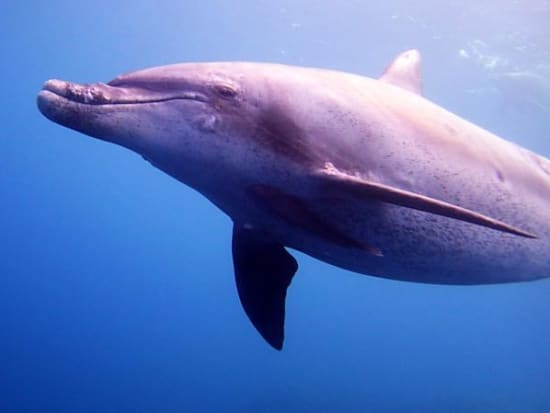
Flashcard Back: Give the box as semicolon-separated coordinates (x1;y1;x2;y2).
37;63;292;193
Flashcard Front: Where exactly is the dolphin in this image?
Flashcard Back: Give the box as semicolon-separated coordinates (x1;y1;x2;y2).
37;50;550;350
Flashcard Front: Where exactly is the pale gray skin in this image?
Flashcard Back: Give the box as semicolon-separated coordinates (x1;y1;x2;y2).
37;50;550;348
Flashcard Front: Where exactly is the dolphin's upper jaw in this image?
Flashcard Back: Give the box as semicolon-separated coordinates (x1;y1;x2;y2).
38;79;208;107
39;79;116;105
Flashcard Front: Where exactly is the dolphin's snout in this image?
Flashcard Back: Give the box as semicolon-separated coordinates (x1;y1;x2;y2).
41;79;68;96
39;77;209;108
41;79;113;105
37;79;128;143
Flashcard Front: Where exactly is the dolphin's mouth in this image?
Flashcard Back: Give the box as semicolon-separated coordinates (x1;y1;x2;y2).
36;79;210;140
38;79;207;107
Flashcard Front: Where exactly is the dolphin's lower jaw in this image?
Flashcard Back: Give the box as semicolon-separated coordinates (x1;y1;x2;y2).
37;88;115;142
37;80;123;140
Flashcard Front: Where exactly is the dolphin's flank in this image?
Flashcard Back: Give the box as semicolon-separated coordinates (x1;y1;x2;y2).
37;50;550;350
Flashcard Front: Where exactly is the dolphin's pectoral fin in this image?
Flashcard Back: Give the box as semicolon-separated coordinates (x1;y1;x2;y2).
248;184;382;255
315;165;536;239
379;49;423;95
232;225;298;350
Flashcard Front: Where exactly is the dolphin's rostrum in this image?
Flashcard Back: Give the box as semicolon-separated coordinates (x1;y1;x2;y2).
37;50;550;350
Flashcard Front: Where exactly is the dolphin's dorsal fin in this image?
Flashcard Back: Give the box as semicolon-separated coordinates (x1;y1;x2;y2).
379;49;423;95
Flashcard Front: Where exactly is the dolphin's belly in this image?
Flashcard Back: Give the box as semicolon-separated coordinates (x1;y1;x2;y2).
217;156;550;285
269;197;550;285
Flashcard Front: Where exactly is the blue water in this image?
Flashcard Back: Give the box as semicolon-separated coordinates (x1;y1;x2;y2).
2;1;550;412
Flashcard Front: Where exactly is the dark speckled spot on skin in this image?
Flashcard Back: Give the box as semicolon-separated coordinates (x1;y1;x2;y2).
444;123;457;136
496;170;505;182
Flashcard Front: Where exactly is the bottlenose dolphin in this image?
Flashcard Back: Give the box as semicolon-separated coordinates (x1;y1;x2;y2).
37;50;550;350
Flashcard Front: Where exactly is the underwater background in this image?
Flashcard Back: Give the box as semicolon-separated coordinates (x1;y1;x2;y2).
2;1;550;412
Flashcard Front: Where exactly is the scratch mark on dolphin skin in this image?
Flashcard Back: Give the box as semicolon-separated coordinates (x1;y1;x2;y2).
256;104;318;166
527;150;550;177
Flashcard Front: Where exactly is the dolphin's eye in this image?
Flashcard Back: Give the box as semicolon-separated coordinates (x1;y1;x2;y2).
214;83;238;99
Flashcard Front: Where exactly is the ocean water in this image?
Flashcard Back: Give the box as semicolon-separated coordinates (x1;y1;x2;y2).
2;1;550;412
